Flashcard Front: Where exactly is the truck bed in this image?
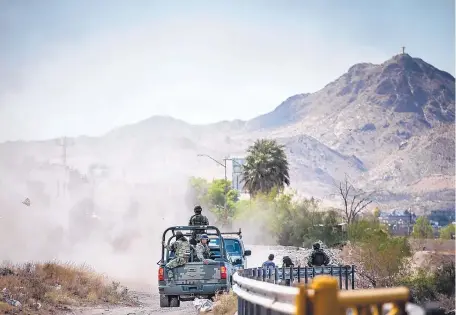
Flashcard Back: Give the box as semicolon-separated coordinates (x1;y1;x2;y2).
159;260;231;298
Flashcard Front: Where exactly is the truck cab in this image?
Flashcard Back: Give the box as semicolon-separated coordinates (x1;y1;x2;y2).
209;229;252;270
157;225;234;308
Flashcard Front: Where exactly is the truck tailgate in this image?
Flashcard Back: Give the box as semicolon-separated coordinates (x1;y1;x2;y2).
160;261;229;296
169;262;223;283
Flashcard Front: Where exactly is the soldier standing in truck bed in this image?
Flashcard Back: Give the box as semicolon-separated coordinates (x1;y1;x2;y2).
188;205;209;245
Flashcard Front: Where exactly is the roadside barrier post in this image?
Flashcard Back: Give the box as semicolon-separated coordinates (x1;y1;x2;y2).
295;284;308;315
311;276;339;315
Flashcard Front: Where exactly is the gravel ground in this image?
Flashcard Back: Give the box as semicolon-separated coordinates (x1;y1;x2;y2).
70;292;194;315
246;243;345;267
67;243;344;315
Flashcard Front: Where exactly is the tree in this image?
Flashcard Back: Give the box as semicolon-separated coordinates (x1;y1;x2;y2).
187;177;239;226
335;176;374;224
205;179;239;226
232;190;280;245
398;259;455;310
347;218;388;243
439;224;455;239
241;139;290;197
186;177;209;207
345;225;411;288
264;192;345;247
412;217;434;239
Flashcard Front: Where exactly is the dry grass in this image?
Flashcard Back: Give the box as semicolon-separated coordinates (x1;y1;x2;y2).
212;291;237;315
0;261;136;314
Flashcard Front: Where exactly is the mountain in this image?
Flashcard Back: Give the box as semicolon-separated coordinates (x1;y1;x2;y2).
0;54;454;212
249;54;454;130
245;53;455;210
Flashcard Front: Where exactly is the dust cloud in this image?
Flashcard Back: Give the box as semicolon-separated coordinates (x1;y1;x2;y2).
0;139;204;290
0;132;284;290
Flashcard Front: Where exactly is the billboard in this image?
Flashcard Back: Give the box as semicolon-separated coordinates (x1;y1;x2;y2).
231;158;246;192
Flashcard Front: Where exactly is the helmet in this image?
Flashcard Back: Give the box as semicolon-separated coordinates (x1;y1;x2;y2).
176;231;184;240
313;243;320;250
200;234;209;240
194;205;202;213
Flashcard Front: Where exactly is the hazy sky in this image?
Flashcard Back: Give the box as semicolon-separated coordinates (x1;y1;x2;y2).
0;0;454;141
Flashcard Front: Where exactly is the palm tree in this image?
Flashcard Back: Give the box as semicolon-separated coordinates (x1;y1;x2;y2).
241;139;290;196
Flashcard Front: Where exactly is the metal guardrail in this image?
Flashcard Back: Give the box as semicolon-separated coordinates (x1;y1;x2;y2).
238;265;355;290
233;272;428;315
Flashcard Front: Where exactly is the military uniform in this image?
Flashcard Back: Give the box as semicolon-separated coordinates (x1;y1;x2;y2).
165;239;191;269
307;249;330;267
189;213;209;226
189;212;209;245
195;242;211;261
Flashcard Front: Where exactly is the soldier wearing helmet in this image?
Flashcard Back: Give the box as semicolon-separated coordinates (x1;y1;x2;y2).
189;205;209;245
162;231;191;270
195;233;212;261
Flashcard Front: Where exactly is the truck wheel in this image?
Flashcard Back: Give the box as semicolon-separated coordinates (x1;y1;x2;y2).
159;294;170;307
169;296;180;307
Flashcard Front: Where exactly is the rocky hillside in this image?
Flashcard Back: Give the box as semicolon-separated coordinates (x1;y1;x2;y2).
244;54;455;209
0;54;454;212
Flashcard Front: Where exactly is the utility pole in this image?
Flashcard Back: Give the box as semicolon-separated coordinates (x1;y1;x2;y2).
56;137;74;169
401;46;406;55
197;154;246;217
197;155;247;223
56;137;74;197
197;154;228;211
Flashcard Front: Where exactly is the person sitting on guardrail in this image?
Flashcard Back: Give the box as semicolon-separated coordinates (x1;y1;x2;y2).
282;256;294;267
195;234;212;261
163;231;191;271
307;243;330;267
282;256;294;286
262;254;276;270
189;205;210;245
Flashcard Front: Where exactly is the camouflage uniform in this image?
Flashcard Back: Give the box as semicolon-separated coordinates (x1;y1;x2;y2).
189;213;209;244
195;243;211;261
165;239;191;269
189;213;209;226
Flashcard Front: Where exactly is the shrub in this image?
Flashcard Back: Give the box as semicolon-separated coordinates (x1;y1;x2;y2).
343;221;411;288
0;261;136;313
439;224;455;240
397;259;455;312
212;291;237;315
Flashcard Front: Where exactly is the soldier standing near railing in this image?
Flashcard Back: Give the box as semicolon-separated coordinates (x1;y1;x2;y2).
307;243;330;267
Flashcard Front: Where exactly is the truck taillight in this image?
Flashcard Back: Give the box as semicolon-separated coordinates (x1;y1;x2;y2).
158;267;164;281
220;266;227;279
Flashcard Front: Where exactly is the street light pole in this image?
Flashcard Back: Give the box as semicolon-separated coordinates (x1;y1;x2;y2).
197;154;228;212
